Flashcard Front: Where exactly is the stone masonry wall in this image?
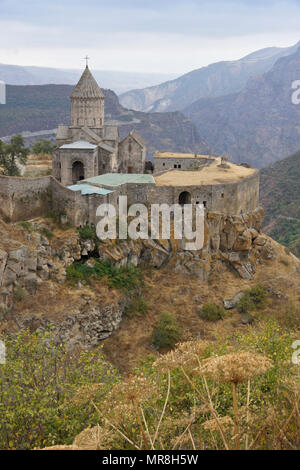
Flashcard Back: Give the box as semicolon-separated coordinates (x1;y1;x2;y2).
133;173;260;215
0;175;52;222
154;156;213;172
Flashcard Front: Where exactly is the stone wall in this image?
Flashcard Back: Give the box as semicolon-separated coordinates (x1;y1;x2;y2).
0;170;260;230
130;172;260;216
0;175;52;222
154;156;214;172
119;135;146;173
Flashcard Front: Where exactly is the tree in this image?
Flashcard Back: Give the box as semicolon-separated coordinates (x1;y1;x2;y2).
31;138;55;156
0;134;29;176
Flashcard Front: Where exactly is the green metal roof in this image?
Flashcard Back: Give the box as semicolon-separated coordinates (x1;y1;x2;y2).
83;173;155;187
67;184;114;195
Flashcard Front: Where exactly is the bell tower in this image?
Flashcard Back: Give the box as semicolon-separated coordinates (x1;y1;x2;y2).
70;60;104;129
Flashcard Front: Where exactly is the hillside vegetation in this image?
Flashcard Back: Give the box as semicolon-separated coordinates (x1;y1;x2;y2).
260;150;300;257
1;215;300;450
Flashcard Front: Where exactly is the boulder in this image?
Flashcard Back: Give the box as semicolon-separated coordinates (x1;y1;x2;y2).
223;291;245;310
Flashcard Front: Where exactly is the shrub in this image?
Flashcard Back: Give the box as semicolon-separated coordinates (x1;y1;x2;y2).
151;312;181;349
13;286;27;302
66;260;143;291
237;284;268;314
125;297;149;317
0;329;118;450
198;304;227;321
77;225;98;242
17;221;34;232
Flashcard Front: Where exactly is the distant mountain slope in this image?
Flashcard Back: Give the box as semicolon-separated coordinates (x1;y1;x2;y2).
0;84;211;159
119;41;300;112
0;64;177;94
184;45;300;168
260;150;300;257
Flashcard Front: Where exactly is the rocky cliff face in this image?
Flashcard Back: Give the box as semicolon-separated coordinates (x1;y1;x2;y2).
0;219;128;346
0;206;280;348
95;206;273;282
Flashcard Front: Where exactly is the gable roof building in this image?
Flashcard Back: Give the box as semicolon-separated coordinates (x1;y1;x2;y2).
54;64;147;185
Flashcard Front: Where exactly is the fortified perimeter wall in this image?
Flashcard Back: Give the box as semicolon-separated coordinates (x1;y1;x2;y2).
0;165;260;229
126;172;260;216
0;175;115;227
0;175;52;222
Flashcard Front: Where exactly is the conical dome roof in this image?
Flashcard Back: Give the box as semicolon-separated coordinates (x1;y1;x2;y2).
70;66;104;99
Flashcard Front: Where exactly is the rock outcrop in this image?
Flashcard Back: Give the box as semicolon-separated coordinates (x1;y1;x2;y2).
0;207;274;299
0;206;280;345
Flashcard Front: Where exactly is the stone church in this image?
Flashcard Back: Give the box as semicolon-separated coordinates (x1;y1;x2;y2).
53;64;146;186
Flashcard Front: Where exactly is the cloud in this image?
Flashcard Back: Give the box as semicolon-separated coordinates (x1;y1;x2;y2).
0;0;300;73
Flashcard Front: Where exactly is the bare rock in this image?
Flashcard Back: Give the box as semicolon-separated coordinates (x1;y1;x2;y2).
223;291;244;309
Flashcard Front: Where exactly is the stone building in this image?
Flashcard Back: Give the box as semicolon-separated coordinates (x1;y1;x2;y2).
154;152;216;172
53;65;146;185
119;131;147;174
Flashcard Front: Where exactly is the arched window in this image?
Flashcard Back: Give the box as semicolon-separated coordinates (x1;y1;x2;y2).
178;191;191;205
72;161;84;183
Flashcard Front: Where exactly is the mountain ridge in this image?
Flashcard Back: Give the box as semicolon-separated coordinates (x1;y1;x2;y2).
184;45;300;168
119;41;300;112
0;84;211;159
0;64;177;94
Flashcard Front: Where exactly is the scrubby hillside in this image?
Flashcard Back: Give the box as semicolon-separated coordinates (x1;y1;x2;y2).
260;150;300;257
1;215;300;450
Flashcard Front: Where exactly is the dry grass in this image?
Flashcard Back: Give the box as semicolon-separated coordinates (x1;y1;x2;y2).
155;157;257;186
103;240;300;373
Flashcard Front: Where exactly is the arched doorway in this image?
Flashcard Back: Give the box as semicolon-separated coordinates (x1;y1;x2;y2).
72;161;84;183
178;191;191;205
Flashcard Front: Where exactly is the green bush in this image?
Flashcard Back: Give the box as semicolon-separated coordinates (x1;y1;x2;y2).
0;329;118;449
77;225;98;242
151;312;181;349
17;221;34;232
66;260;143;291
125;297;149;317
13;286;27;302
198;303;227;321
237;284;268;314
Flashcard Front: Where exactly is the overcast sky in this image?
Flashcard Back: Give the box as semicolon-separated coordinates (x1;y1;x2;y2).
0;0;300;74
